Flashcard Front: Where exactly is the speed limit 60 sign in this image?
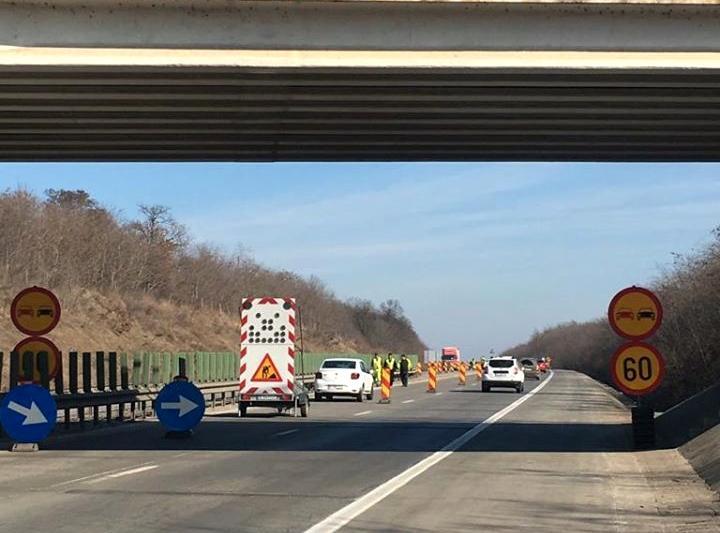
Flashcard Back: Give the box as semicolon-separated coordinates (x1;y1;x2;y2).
610;342;665;396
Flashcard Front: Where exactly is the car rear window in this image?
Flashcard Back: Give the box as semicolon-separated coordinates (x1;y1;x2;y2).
489;359;515;368
322;360;356;369
520;359;535;366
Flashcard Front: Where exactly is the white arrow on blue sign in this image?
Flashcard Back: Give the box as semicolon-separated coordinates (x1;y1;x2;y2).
0;384;57;443
155;381;205;432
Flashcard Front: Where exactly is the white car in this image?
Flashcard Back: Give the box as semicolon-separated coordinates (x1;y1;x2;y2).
314;358;374;402
482;356;525;393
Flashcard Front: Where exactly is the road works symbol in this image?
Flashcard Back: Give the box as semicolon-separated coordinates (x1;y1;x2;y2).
156;380;205;432
0;384;57;443
10;286;61;336
251;354;282;382
608;286;663;340
13;336;61;383
611;342;666;396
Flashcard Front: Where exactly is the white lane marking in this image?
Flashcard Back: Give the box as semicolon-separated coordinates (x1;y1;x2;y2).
354;410;372;416
401;399;415;404
274;428;300;437
88;464;159;483
435;392;443;396
49;462;157;488
305;371;555;533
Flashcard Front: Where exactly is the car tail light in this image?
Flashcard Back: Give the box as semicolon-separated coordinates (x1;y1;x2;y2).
315;372;322;379
351;372;360;380
512;368;518;375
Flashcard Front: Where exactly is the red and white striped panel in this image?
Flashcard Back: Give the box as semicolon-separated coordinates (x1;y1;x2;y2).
239;297;296;396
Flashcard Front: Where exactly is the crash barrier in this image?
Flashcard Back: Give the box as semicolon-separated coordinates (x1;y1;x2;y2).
458;363;466;386
379;367;391;404
302;353;419;375
0;350;422;433
0;351;240;433
427;364;437;393
475;363;483;382
655;378;720;448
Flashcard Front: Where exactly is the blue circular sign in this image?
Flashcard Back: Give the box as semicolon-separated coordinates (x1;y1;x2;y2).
155;381;205;432
0;384;57;443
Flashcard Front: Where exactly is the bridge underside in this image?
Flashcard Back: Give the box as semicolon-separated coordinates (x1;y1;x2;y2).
3;64;720;162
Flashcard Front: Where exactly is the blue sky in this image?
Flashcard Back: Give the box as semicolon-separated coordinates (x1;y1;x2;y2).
2;163;719;357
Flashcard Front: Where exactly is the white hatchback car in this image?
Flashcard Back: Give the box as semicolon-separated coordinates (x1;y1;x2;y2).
482;356;525;393
314;358;374;402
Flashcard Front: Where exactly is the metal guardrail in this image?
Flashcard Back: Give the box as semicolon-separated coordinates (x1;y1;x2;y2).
0;350;423;433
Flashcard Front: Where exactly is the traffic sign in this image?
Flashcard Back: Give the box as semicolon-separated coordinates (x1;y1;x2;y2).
10;286;61;336
0;384;57;443
610;342;666;396
250;354;282;382
608;286;663;340
155;381;205;432
13;336;61;383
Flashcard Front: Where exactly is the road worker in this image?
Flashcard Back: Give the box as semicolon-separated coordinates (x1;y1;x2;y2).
385;352;397;386
371;352;383;386
399;354;411;387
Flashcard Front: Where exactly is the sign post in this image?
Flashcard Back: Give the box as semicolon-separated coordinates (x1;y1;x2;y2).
3;286;62;450
608;286;664;449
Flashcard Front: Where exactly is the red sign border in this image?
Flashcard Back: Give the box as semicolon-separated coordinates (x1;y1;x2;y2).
607;286;663;341
13;336;62;382
10;286;62;336
610;341;665;396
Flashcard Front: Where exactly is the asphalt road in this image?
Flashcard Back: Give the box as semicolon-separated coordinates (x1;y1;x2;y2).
0;370;717;533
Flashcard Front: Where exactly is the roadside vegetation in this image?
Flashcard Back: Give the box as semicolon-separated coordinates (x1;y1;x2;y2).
504;227;720;410
0;188;425;355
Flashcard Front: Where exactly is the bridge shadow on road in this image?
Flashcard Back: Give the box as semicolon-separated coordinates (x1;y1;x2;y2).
45;417;633;454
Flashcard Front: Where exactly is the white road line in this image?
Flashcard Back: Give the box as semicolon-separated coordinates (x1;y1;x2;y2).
354;410;372;416
401;399;415;404
49;461;157;488
435;392;443;396
304;371;555;533
88;464;159;483
274;428;300;437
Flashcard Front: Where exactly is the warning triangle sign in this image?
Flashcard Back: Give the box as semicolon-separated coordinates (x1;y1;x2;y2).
251;354;282;382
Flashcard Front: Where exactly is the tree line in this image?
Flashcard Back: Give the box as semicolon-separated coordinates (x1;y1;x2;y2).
503;226;720;410
0;188;426;355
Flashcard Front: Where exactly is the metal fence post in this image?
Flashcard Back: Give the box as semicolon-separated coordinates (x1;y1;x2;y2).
9;351;19;390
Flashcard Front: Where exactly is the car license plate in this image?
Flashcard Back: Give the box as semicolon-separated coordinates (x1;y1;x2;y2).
255;395;280;401
329;385;343;390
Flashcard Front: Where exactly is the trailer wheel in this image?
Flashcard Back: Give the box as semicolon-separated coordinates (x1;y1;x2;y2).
300;402;309;418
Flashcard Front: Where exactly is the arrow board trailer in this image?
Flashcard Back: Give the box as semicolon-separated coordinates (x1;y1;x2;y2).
239;297;309;417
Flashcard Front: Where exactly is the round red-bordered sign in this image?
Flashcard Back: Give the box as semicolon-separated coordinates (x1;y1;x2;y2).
608;286;663;341
610;342;665;396
13;336;62;383
10;286;61;336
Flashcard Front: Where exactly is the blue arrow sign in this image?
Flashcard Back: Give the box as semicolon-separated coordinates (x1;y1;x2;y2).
0;384;57;443
155;381;205;432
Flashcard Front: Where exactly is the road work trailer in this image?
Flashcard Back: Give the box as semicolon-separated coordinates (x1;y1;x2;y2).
238;297;310;417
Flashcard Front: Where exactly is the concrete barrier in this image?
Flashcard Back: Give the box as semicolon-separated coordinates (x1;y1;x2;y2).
655;379;720;448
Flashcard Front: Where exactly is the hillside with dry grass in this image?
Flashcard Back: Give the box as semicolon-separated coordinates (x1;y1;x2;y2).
0;188;426;355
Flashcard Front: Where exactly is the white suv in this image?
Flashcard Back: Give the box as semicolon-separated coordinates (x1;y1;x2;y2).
314;358;374;402
482;357;525;393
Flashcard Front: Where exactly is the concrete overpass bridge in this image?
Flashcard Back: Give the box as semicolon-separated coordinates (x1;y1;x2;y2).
1;0;720;161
